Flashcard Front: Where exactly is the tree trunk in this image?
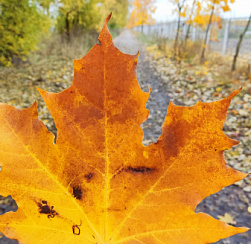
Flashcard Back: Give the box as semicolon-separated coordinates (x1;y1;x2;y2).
184;0;196;48
174;5;182;55
200;1;215;62
232;13;251;71
65;12;71;43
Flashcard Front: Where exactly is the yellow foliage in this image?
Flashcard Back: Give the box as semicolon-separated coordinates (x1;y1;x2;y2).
179;6;187;17
193;15;222;30
0;0;51;66
127;0;156;28
179;12;186;17
222;4;231;12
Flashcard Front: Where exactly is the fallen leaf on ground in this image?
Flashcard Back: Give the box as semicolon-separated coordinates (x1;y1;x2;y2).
218;213;237;225
248;206;251;214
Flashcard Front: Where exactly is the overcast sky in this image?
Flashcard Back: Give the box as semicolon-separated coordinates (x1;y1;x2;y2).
154;0;251;22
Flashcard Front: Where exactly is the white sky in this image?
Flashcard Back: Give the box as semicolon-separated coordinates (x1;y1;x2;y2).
153;0;251;22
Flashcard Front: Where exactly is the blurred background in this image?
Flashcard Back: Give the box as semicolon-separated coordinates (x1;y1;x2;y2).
0;0;250;68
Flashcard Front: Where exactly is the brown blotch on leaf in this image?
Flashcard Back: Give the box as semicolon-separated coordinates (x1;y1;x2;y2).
112;166;156;179
125;166;155;174
84;172;94;182
72;186;83;200
37;200;58;218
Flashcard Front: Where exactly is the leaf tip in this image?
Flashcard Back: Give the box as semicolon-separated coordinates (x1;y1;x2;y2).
99;15;113;46
146;84;152;94
235;226;250;235
105;12;112;24
36;86;47;98
24;101;39;118
227;87;242;100
32;100;37;107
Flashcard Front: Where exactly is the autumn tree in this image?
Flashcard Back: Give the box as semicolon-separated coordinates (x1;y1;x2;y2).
56;0;129;42
200;0;234;62
232;13;251;71
184;0;197;47
0;0;51;66
127;0;156;32
56;0;102;42
171;0;187;55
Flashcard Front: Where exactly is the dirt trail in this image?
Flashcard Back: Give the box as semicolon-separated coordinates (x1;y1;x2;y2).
114;29;170;145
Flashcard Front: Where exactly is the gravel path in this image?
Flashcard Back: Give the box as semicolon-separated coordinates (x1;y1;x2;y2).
114;30;170;145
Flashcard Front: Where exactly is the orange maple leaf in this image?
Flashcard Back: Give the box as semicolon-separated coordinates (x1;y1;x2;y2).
0;15;249;244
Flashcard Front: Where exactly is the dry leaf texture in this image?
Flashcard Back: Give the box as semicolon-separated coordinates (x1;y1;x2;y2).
0;15;249;244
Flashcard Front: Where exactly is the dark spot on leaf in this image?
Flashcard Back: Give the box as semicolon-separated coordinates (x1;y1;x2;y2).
37;200;58;218
112;166;156;179
72;186;83;200
39;204;50;214
84;172;94;182
125;166;155;174
215;149;217;151
72;221;82;235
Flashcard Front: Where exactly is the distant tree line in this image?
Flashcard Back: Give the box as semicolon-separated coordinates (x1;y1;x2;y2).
0;0;129;66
